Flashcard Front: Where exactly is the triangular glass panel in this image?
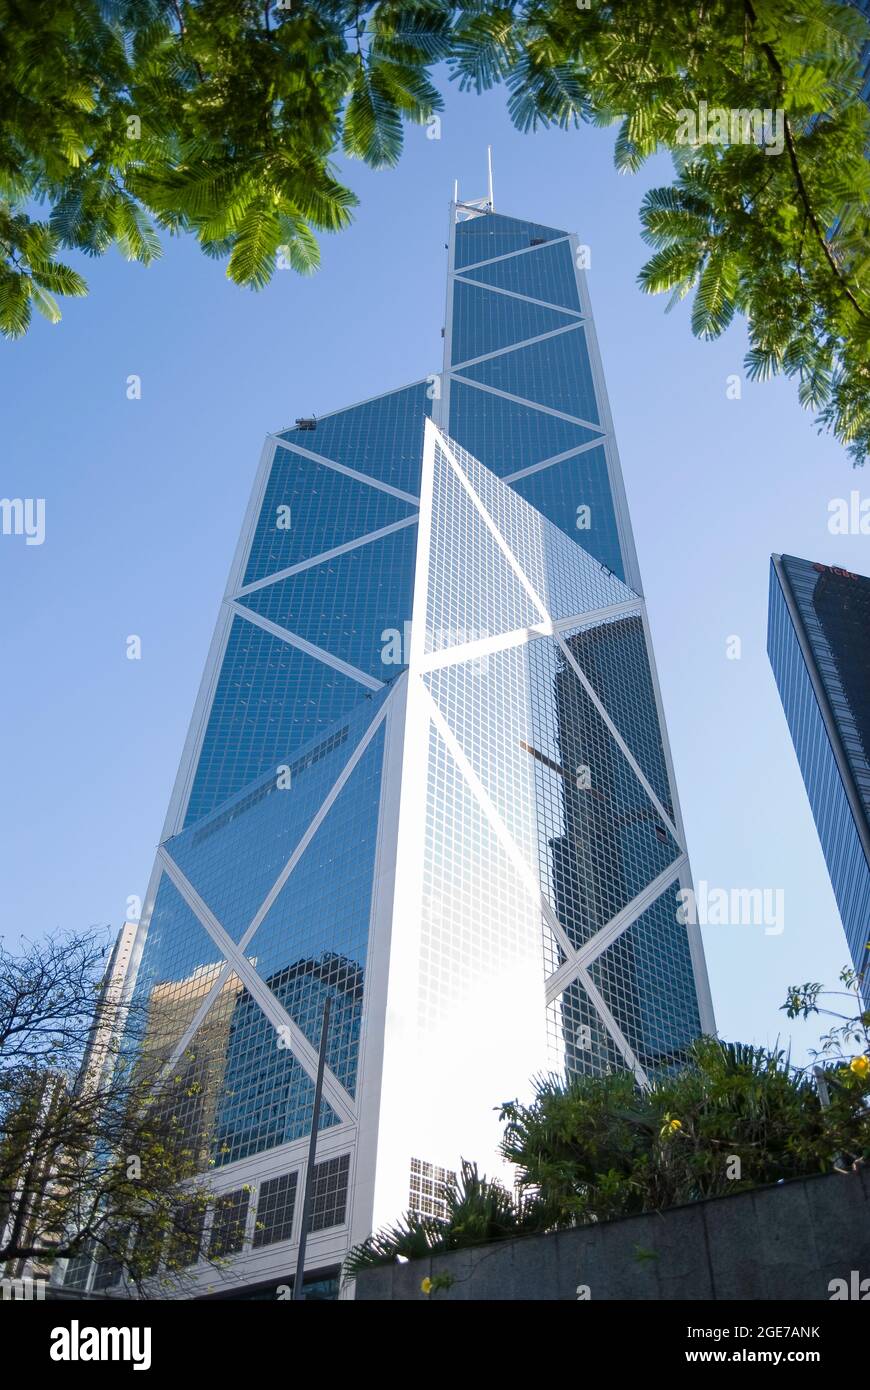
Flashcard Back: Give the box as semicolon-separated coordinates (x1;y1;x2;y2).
447;378;602;478
559;616;674;819
276;380;430;495
455;213;567;270
417;722;543;1029
526;633;682;946
548;976;628;1080
237;522;418;680
459;238;582;312
426;437;541;652
425;629;680;949
424;644;541;883
125;873;227;1071
242;445;417;587
441;432;638;621
589;883;701;1075
211;984;340;1166
165;691;391;943
148;967;246;1170
458;325;599;423
451;279;582;365
509;446;625;581
244;725;386;1097
183;615;373;826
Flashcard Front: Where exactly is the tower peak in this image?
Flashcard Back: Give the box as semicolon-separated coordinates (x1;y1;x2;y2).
453;146;494;222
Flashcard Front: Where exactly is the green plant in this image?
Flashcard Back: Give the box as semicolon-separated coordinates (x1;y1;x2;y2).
345;1025;870;1276
2;3;869;463
343;1158;548;1278
500;1037;870;1227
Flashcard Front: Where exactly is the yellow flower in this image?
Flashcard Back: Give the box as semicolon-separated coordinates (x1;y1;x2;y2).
668;1118;682;1133
849;1055;870;1078
420;1277;433;1296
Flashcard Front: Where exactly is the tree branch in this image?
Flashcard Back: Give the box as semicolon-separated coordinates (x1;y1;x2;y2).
744;0;870;323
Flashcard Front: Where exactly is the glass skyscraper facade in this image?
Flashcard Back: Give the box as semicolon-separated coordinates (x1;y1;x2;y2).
71;201;713;1298
768;554;870;998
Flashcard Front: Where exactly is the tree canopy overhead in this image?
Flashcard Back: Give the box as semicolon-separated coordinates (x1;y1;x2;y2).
1;1;869;459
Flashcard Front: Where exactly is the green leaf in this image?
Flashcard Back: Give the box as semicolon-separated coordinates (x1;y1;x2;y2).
744;345;784;382
691;254;739;338
28;261;88;297
50;188;88;247
112;198;161;263
343;63;404;168
0;274;33;338
30;282;62;324
226;200;282;290
449;8;518;93
369;58;443;123
276;218;320;275
372;7;454;63
638;245;701;296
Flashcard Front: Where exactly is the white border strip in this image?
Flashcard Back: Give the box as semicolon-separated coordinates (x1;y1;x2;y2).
451;320;583;373
454;273;584;318
229;601;384;693
502;437;605;483
456;235;572;274
449;374;601;431
235;515;418;598
267;436;419;507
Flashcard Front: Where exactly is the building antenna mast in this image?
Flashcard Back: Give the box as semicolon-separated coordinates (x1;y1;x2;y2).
487;145;494;211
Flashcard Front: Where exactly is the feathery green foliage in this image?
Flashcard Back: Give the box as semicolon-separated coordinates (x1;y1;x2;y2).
500;1037;870;1229
1;1;868;460
345;1020;870;1275
343;1157;549;1277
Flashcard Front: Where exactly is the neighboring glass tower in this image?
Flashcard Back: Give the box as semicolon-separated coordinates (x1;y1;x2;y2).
76;200;712;1298
768;554;870;997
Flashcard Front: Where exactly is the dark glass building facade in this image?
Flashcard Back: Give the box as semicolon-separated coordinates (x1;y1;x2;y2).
768;554;870;995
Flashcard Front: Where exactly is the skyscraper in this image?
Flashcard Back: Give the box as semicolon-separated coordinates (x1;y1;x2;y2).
768;554;870;997
73;198;713;1298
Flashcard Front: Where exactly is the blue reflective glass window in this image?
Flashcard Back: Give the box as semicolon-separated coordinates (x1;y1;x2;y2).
526;633;681;943
778;554;870;822
447;379;602;478
589;888;701;1072
252;1171;298;1248
121;873;230;1147
451;280;580;365
243;447;416;587
427;440;541;649
510;448;624;580
559;615;673;817
213;985;340;1166
458;326;599;423
455;213;566;269
460;238;581;311
127;874;226;1049
443;433;634;621
276;382;431;495
237;523;418;680
185;617;370;825
768;561;870;989
245;726;385;1096
166;690;390;942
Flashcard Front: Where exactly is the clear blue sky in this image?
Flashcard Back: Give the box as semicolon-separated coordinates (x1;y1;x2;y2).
2;82;866;1067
